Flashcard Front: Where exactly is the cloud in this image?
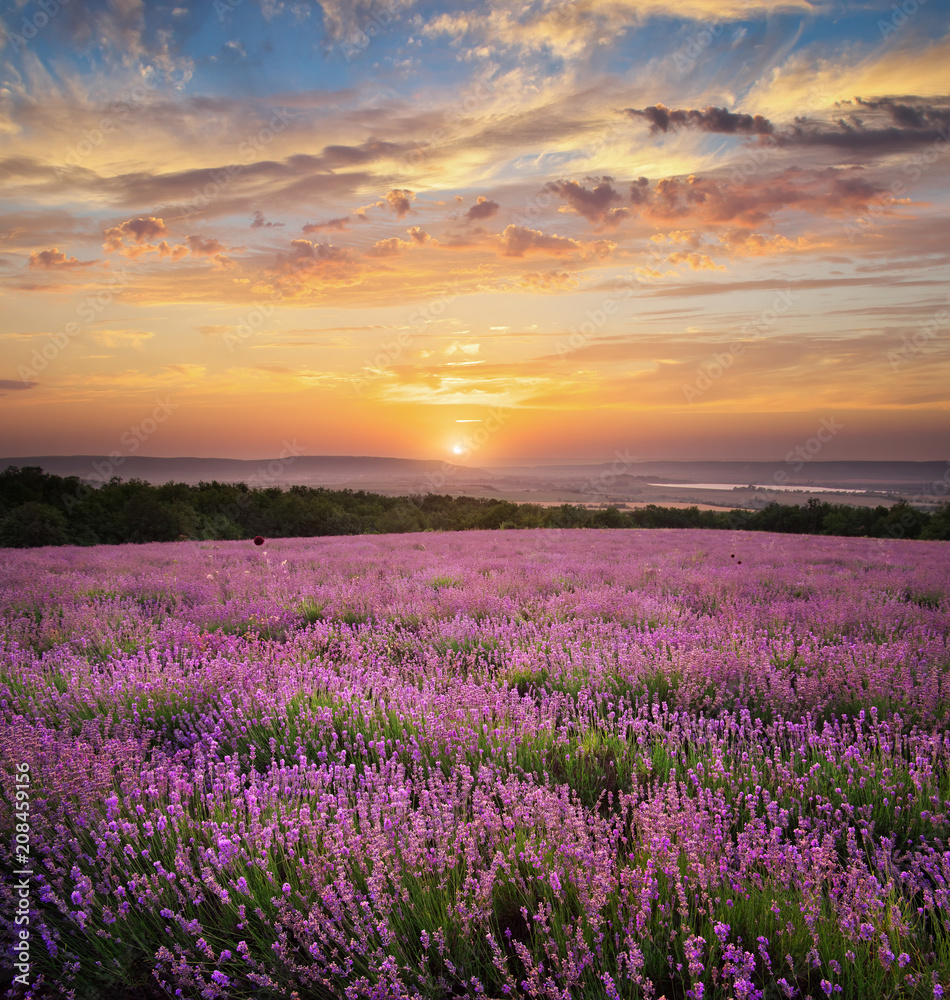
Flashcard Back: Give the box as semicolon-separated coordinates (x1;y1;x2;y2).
89;329;154;349
385;188;415;218
626;169;887;230
0;379;38;390
717;229;818;256
251;211;283;229
28;248;98;269
270;238;365;297
314;0;416;43
465;196;499;221
776;97;950;150
544;177;629;226
365;236;409;257
157;240;189;261
445;342;480;356
365;227;434;256
666;251;726;271
651;230;702;247
103;216;169;253
303;216;350;233
420;0;818;60
514;270;579;291
185;235;229;257
627;96;950;154
626;104;774;136
496;225;583;258
195;325;235;336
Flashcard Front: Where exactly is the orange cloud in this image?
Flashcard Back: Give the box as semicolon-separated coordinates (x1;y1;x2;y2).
103;216;169;253
385;189;415;218
28;248;98;269
632;169;887;230
514;270;579;291
666;250;726;271
496;224;615;259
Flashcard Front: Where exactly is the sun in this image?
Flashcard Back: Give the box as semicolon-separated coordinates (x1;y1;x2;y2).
451;443;464;455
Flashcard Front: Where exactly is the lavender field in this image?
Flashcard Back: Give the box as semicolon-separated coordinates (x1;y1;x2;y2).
1;529;949;1000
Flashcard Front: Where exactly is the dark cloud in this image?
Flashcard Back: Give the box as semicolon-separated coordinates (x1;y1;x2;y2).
627;97;950;153
185;235;229;256
543;178;626;225
630;177;651;205
385;188;415;218
626;104;773;135
251;211;283;229
465;196;500;221
0;379;38;390
778;104;950;149
303;217;350;233
322;140;403;165
623;169;885;229
1;139;403;221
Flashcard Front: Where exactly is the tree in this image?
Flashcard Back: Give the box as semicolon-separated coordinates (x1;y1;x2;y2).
920;502;950;541
0;502;68;547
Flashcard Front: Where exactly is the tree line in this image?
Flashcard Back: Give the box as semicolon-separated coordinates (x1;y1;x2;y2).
1;465;948;548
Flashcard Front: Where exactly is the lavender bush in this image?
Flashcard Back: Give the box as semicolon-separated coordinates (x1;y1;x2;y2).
1;529;948;999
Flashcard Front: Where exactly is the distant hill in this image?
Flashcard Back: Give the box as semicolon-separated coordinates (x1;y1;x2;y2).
0;455;489;490
486;460;949;491
1;455;946;497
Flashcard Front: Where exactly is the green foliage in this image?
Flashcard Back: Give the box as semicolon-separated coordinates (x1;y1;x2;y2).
0;499;68;547
0;465;946;547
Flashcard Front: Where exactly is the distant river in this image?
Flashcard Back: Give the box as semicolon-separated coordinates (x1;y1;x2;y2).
647;483;884;494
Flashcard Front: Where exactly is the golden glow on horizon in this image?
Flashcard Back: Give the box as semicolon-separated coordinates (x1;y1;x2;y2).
0;7;947;461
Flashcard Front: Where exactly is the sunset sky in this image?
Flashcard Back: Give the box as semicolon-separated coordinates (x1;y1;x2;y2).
1;0;948;465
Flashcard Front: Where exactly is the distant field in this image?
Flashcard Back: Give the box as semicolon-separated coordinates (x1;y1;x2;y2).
1;530;948;999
